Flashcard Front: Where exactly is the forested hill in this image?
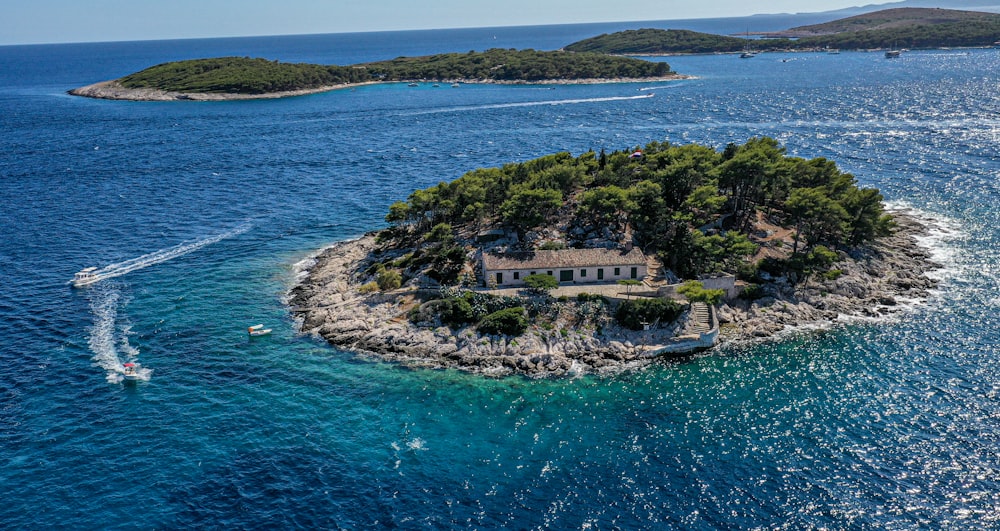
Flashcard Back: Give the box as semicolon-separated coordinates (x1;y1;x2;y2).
115;49;674;95
564;29;750;54
381;137;893;284
564;7;1000;54
773;7;1000;37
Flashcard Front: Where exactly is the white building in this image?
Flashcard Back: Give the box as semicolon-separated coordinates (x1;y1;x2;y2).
482;248;648;288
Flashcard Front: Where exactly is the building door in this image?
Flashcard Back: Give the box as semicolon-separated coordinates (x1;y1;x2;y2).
597;268;604;280
559;270;573;282
630;267;637;279
495;272;503;285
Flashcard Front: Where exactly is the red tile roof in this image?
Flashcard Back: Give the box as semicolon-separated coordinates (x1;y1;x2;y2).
483;248;646;270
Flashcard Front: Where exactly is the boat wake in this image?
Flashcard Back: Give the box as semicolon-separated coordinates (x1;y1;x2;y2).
403;93;654;116
80;222;251;285
88;286;150;384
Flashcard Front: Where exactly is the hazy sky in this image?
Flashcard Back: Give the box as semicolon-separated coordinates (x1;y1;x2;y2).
3;1;884;45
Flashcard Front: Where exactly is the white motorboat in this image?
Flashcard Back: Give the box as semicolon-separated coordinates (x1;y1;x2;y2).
122;362;141;382
71;267;100;287
248;324;272;337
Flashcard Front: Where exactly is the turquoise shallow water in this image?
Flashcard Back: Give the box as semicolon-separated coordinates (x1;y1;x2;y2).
2;27;1000;528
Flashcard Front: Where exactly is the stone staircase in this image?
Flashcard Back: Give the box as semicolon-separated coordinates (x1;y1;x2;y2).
690;302;713;334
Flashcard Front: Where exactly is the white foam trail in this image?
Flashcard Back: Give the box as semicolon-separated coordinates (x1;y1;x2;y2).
86;222;251;284
404;93;654;116
88;287;151;383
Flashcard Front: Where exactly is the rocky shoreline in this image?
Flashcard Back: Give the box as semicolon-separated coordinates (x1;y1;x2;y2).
67;80;377;101
68;75;689;102
289;211;940;378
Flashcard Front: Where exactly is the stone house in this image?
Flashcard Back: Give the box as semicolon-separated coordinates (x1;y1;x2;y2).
481;248;648;288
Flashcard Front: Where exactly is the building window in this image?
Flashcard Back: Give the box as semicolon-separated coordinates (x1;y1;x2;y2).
547;271;553;276
513;272;520;280
597;268;604;280
630;267;638;279
560;270;574;282
614;267;620;276
580;269;587;277
530;271;536;276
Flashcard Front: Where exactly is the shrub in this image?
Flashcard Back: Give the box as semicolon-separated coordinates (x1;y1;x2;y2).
740;283;763;300
359;281;380;294
540;241;567;250
478;307;528;336
614;298;684;330
677;280;725;305
377;269;402;291
808;245;839;269
822;269;844;281
438;296;476;327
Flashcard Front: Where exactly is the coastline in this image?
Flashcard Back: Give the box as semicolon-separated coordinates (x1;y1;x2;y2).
67;79;382;101
68;74;690;102
289;211;940;378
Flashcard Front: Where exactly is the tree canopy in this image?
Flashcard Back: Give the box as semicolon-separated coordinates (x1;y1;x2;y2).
383;137;894;283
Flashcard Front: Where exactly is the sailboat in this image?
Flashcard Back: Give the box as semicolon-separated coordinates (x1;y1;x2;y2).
740;28;756;58
885;41;901;58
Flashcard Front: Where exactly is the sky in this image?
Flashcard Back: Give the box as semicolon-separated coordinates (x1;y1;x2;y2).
2;0;887;46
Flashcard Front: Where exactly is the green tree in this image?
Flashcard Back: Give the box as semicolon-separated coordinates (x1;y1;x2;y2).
577;185;635;225
500;187;562;234
524;273;559;294
785;187;850;253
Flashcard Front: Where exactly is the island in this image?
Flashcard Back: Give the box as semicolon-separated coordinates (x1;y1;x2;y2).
564;7;1000;55
290;138;939;377
69;49;681;101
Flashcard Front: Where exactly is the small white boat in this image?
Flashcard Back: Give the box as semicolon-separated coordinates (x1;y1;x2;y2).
248;324;272;337
122;362;141;382
451;83;461;88
885;49;901;58
71;267;100;287
407;82;419;87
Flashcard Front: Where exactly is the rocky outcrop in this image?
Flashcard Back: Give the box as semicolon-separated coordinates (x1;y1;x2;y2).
68;80;368;101
289;212;940;377
717;212;939;340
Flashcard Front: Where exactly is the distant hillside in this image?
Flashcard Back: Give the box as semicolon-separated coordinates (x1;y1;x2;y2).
771;7;1000;36
564;7;1000;54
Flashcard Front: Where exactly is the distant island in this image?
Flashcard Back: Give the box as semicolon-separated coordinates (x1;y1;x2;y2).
564;7;1000;54
69;49;681;101
290;138;939;377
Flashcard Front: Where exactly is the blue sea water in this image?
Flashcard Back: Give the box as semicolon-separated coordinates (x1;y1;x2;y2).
2;22;1000;529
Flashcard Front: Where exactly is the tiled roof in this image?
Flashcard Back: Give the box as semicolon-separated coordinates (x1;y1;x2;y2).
483;248;646;270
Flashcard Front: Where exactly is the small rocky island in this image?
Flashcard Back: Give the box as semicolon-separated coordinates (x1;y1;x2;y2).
69;50;681;101
290;138;939;377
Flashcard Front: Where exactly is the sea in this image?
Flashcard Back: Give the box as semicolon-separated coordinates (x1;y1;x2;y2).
2;17;999;530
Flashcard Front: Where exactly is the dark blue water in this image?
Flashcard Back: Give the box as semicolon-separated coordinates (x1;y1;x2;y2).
3;25;1000;529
